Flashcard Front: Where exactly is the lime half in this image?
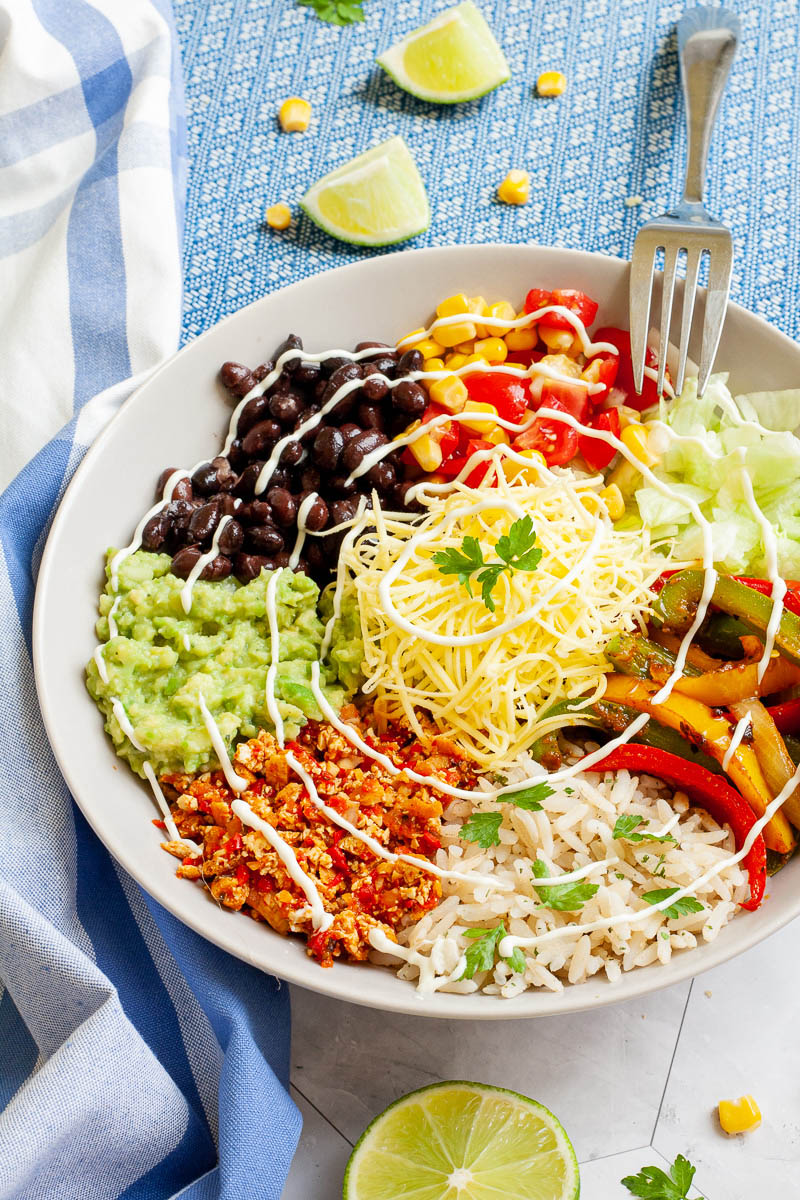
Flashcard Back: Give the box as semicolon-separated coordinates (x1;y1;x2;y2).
376;1;510;105
300;136;430;247
344;1081;580;1200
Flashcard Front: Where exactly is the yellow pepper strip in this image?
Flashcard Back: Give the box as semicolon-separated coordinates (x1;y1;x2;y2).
670;655;800;706
730;698;800;830
601;675;796;853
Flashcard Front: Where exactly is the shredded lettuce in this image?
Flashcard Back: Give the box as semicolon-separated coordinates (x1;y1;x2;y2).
629;375;800;576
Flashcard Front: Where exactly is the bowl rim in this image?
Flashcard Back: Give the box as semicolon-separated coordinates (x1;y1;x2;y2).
33;241;800;1020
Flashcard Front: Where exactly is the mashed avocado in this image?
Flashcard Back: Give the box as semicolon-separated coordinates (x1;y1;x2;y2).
86;550;363;778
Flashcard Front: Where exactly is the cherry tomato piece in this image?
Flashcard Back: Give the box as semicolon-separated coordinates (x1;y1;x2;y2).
513;399;579;466
523;287;552;314
464;372;530;425
582;352;619;405
538;288;599;331
594;326;659;412
578;408;621;471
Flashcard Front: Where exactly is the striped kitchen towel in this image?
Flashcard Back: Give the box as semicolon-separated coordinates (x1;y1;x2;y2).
0;3;300;1198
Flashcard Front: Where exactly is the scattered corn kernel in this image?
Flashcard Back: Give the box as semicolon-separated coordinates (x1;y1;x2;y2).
600;483;625;521
461;401;500;434
537;70;567;98
503;448;546;482
428;374;468;414
719;1095;761;1135
504;326;538;352
437;320;478;348
265;203;292;231
621;422;657;466
413;338;446;361
278;97;311;132
444;353;468;371
474;337;508;364
497;169;530;206
409;431;444;473
422;357;445;374
540;326;576;352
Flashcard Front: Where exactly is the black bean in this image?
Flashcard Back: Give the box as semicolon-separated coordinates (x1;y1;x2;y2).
237;393;270;435
357;402;385;431
342;429;388;474
275;334;303;375
218;494;238;517
253;360;274;383
355;340;394;354
165;498;194;531
217;518;244;555
369;354;398;377
293;558;312;577
294;361;321;386
321;355;352;378
171;545;203;578
237;499;273;526
299;465;322;492
234;553;273;583
393;480;423;512
330;498;359;525
188;501;222;542
293;406;321;444
313;377;329;403
279;440;303;467
234;462;265;497
298;493;328;531
242;419;282;457
267;373;291;397
393;379;427;418
156;468;191;502
220;361;256;397
203;554;233;581
312;426;345;471
339;422;362;443
269;391;304;424
321;362;362;406
211;456;237;492
141;511;170;551
191;462;221;496
227;437;247;469
266;466;290;491
366;459;396;490
397;348;423;375
329;474;358;497
248;525;285;554
305;541;328;570
362;372;389;403
267;487;297;527
274;551;291;569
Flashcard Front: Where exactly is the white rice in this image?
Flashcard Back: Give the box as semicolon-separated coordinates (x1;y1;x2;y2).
370;755;749;996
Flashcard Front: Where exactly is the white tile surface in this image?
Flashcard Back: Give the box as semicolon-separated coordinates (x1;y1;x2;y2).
287;919;800;1199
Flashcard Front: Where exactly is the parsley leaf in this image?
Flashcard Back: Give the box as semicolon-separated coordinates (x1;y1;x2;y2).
531;859;600;911
460;923;523;979
621;1152;699;1199
297;0;366;24
613;814;677;845
460;811;503;848
505;945;527;973
641;887;704;919
433;517;543;611
498;782;554;811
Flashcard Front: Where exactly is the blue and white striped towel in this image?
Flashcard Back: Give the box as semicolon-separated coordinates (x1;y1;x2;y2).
0;3;299;1197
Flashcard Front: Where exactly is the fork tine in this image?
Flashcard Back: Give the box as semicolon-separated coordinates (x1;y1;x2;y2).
697;245;733;395
629;239;657;395
656;245;681;397
674;246;702;395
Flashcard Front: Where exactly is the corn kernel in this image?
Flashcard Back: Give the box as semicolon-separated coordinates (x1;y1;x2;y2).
455;340;477;355
484;426;510;446
413;338;446;361
719;1095;761;1135
409;432;443;473
429;374;468;414
278;97;312;132
540;326;576;352
621;423;657;466
504;326;538;352
463;354;487;367
265;203;292;231
505;361;527;370
599;483;625;521
487;300;517;326
617;405;642;430
537;70;567;98
437;321;478;348
395;418;421;442
444;353;468;371
474;337;508;364
436;293;471;318
541;353;582;379
461;401;500;434
398;328;427;348
422;357;445;374
468;295;490;337
497;169;530;206
503;448;546;482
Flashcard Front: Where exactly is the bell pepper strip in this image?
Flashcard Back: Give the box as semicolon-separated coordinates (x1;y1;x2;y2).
601;674;796;853
591;698;722;774
767;697;800;736
655;570;800;667
589;744;767;911
729;697;800;830
651;628;723;673
673;655;800;706
605;632;702;682
695;613;754;662
654;571;800;617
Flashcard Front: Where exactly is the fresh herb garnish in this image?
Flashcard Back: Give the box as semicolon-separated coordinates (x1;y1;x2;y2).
498;781;554;811
460;811;503;848
641;887;704;919
531;859;599;911
297;0;366;24
432;515;543;612
613;814;677;845
460;922;523;979
621;1152;700;1199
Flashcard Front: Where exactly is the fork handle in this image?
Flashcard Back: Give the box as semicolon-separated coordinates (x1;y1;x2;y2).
678;7;740;205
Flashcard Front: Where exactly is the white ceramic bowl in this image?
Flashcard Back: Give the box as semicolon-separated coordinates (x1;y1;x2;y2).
34;243;800;1019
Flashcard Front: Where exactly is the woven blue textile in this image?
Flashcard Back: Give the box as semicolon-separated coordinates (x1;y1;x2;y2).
176;0;800;347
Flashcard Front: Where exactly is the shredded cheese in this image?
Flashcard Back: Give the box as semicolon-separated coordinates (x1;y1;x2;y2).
342;455;663;770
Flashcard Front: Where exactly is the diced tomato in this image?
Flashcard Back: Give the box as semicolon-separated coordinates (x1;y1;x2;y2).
513;399;579;466
255;874;275;893
400;403;459;468
464;371;530;424
538;377;590;424
442;440;497;487
582;352;619;406
595;326;660;412
420;831;442;855
526;288;598;331
523;287;552;315
329;846;349;873
578;408;621;471
235;863;251;887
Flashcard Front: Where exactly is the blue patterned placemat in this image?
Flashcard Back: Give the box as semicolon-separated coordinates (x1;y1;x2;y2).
173;0;800;346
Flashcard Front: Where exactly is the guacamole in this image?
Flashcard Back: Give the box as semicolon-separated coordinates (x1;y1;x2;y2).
86;550;363;778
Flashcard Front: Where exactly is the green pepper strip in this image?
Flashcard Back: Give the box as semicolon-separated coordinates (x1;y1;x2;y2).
604;632;701;681
654;570;800;667
696;613;751;661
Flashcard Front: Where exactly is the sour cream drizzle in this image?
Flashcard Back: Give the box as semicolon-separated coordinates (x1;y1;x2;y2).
142;761;198;851
723;715;751;772
288;493;319;569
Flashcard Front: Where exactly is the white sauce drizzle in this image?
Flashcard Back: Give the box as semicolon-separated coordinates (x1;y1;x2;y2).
142;761;199;852
398;304;620;358
180;515;233;614
197;693;248;793
112;699;145;751
289;493;318;569
93;646;109;685
737;458;785;683
107;596;120;639
723;714;751;772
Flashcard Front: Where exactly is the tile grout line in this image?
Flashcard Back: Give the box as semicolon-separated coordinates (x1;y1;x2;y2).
291;1082;356;1148
578;1143;652;1167
649;978;695;1145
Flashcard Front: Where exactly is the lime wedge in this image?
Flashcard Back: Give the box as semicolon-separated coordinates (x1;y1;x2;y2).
376;1;510;105
300;136;430;247
343;1081;580;1200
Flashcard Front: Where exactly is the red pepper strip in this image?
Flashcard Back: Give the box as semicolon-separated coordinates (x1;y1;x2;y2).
767;697;800;735
654;570;800;616
590;744;766;911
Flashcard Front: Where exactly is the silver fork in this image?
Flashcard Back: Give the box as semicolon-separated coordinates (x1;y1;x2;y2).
629;6;740;398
